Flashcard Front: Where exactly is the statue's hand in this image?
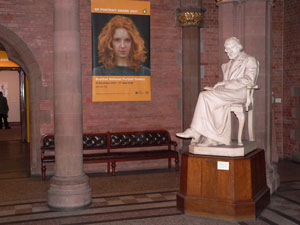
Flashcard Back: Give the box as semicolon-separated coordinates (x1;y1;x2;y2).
215;85;225;91
213;81;226;88
203;86;213;91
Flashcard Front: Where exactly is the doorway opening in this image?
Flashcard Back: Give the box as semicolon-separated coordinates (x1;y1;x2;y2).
0;46;29;142
0;44;30;179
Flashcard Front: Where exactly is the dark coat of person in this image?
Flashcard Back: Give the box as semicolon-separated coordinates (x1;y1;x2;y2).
0;94;9;114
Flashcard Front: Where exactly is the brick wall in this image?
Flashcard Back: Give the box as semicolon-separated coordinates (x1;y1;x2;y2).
201;0;220;88
81;0;219;141
0;0;54;135
80;0;182;140
0;0;295;161
0;0;184;140
282;0;300;158
272;0;284;157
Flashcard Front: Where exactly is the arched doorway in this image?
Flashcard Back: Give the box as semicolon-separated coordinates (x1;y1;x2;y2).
0;24;43;176
0;47;30;178
0;47;29;142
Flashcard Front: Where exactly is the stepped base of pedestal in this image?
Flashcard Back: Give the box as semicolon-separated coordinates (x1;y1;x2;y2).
177;149;270;221
177;188;270;221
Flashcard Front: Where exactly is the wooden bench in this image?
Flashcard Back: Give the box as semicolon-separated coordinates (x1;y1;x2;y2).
41;130;179;180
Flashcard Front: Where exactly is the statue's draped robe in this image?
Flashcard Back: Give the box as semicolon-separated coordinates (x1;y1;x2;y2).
190;52;259;145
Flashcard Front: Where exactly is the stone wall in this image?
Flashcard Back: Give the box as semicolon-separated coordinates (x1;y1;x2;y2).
282;0;300;158
80;0;182;140
201;0;220;88
272;0;284;157
0;0;297;161
271;0;300;159
0;0;54;135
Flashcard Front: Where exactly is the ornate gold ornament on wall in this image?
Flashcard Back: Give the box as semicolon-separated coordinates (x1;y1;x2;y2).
177;8;205;26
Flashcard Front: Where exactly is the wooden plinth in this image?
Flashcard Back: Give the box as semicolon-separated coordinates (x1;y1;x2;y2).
177;149;270;221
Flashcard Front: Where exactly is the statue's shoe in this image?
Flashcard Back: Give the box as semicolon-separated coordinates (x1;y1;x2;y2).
176;128;200;139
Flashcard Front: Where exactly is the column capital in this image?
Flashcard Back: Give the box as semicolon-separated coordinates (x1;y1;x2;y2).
176;8;206;27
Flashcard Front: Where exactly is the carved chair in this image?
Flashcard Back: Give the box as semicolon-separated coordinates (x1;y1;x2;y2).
230;85;259;145
230;61;259;145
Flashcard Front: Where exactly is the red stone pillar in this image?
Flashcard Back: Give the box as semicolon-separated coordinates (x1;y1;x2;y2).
48;0;91;210
177;1;205;149
216;0;279;193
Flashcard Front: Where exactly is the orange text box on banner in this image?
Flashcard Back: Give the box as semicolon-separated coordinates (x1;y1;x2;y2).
91;0;150;15
93;76;151;102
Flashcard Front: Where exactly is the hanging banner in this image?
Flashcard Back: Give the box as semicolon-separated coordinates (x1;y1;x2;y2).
91;0;151;102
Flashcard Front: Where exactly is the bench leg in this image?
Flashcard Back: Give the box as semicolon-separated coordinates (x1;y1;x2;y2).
111;162;116;176
168;158;171;169
41;165;46;180
107;162;111;174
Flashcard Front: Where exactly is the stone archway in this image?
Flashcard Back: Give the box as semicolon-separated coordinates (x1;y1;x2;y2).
0;24;42;175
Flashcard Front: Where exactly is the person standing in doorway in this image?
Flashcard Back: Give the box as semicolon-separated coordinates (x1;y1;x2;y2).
0;91;11;129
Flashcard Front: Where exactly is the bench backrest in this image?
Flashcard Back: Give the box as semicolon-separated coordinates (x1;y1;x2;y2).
83;133;108;149
41;133;108;151
41;130;172;152
109;130;171;149
41;134;55;150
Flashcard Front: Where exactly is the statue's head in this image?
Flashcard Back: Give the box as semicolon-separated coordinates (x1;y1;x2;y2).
224;37;243;60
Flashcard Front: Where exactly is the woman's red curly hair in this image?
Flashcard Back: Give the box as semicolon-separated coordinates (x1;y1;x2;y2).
97;15;147;72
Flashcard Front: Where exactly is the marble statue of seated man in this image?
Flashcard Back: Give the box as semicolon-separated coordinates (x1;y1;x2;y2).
176;37;259;147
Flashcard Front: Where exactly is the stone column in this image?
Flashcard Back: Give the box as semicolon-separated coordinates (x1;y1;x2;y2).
265;0;280;193
217;0;279;193
48;0;92;210
177;1;205;149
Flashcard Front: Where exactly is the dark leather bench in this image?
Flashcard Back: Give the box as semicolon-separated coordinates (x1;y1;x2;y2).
41;130;179;180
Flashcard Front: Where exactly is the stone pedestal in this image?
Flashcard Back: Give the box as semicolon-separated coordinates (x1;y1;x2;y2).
177;149;270;221
189;141;257;157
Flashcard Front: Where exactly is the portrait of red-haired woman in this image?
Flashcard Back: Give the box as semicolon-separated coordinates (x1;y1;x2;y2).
93;15;150;76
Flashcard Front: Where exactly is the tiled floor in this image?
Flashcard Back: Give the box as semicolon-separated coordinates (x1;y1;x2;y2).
0;140;300;225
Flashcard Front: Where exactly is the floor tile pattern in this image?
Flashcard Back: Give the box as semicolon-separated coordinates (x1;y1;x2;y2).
0;140;300;224
0;191;179;224
0;181;299;225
